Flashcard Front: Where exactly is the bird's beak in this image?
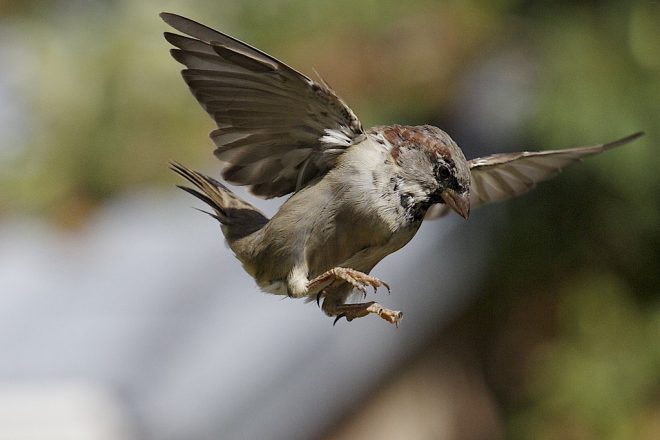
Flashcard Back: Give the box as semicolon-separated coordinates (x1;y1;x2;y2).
441;189;470;219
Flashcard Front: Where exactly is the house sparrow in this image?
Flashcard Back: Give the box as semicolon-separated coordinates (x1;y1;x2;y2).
161;12;643;326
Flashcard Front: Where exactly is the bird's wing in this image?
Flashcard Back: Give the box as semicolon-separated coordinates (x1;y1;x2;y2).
425;132;643;219
161;13;364;198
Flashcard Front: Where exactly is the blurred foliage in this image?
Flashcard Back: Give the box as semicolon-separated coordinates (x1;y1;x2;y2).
0;0;658;438
507;274;660;439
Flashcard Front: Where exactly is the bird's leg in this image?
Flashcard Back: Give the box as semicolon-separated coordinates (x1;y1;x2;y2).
322;299;403;326
307;267;390;298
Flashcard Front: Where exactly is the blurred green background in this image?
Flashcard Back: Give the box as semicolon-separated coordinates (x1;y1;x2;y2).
0;0;658;438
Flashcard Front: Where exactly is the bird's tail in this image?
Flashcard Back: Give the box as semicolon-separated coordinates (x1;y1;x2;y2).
170;161;269;241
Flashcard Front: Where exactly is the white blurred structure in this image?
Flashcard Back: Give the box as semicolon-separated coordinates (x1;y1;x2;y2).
0;382;135;440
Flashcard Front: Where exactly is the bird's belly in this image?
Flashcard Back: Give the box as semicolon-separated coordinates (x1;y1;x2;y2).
251;219;419;297
246;174;424;294
307;218;421;277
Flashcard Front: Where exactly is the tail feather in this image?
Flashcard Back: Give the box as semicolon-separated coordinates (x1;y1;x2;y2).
170;161;269;240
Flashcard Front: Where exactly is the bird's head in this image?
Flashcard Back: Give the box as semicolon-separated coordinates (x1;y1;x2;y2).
382;125;471;219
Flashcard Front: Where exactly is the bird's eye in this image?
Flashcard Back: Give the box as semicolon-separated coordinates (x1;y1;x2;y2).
438;166;451;179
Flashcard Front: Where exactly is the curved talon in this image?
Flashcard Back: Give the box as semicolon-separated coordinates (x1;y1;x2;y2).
333;314;346;326
369;280;389;295
316;290;323;307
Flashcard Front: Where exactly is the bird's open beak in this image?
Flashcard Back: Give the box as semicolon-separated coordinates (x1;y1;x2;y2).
441;189;470;219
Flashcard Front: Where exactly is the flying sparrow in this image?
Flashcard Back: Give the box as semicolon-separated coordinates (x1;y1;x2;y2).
161;12;642;326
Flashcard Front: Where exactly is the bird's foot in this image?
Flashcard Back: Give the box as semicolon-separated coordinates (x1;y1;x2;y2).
331;301;403;327
308;267;390;297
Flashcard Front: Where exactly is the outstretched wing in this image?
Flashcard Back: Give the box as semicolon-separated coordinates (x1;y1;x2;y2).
161;12;364;198
425;132;643;219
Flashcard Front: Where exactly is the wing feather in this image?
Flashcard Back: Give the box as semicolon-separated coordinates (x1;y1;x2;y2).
425;132;643;219
161;12;364;198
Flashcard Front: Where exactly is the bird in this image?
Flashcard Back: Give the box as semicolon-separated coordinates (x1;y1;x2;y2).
160;12;643;326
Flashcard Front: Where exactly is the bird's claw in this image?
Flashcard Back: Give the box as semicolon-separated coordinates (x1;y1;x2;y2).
308;267;390;298
333;313;346;326
328;301;402;326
